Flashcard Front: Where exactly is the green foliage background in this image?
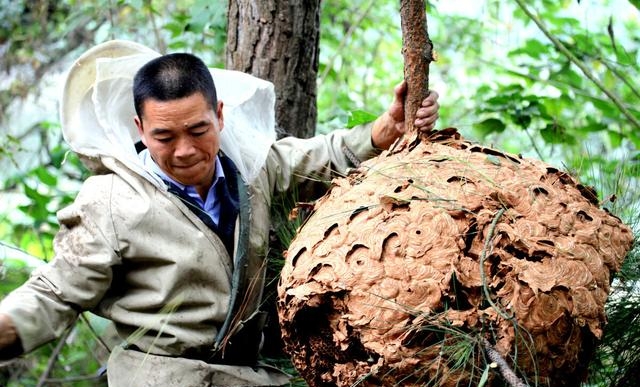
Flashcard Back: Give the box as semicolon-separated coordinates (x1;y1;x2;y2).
0;0;638;386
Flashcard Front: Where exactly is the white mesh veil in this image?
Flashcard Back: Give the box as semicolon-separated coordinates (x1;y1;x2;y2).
211;68;277;181
61;40;276;184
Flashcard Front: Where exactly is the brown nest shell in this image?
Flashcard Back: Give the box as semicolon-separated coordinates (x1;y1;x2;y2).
277;129;634;387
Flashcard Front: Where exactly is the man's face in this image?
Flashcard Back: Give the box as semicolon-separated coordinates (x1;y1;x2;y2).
135;92;224;194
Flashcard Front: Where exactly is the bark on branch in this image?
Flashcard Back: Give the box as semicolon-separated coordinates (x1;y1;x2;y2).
400;0;433;137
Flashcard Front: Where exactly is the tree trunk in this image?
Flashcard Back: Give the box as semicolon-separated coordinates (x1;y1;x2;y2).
226;0;320;139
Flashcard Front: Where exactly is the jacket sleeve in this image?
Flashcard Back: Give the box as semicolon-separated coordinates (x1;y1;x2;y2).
265;122;380;195
0;175;121;352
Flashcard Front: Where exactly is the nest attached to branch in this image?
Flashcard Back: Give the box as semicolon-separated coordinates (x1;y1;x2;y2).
277;129;634;387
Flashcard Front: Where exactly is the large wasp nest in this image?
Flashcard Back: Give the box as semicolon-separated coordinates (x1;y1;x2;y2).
278;130;634;387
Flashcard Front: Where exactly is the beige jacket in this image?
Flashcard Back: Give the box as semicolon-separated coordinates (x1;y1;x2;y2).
0;123;379;386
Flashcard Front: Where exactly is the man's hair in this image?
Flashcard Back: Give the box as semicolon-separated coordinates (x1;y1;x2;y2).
133;53;217;118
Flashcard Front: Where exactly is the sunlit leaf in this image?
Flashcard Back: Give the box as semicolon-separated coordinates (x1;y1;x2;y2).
0;259;31;296
629;130;640;149
577;117;607;133
347;110;378;128
164;21;185;37
168;40;188;50
33;167;58;187
22;183;47;202
607;130;624;148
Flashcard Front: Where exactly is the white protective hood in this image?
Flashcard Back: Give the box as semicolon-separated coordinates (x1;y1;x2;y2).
60;40;276;184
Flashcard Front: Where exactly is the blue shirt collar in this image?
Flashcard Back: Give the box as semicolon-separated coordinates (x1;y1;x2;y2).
138;148;225;193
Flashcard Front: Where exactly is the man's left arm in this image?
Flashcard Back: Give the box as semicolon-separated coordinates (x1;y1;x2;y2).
263;84;440;196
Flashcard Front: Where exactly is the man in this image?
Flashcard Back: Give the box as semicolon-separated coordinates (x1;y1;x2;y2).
0;40;439;386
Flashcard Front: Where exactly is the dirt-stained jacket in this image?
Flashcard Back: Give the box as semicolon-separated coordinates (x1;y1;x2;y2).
0;120;379;386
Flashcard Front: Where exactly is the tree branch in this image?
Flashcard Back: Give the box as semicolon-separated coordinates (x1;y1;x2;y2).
482;338;529;387
400;0;433;137
598;57;640;101
513;0;640;131
36;324;75;387
145;0;166;54
79;313;112;354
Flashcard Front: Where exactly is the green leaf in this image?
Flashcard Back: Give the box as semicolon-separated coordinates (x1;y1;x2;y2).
346;110;377;128
551;64;584;88
511;108;532;129
474;118;506;136
590;97;614;112
508;38;549;59
33;167;58;187
629;130;640;149
540;123;576;145
607;130;624;148
501;84;526;96
49;145;68;168
484;95;513;107
168;40;188;50
580;121;608;133
164;21;185;37
22;183;47;202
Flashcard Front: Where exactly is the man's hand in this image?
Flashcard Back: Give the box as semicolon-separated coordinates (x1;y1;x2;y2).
371;81;440;150
0;313;23;360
